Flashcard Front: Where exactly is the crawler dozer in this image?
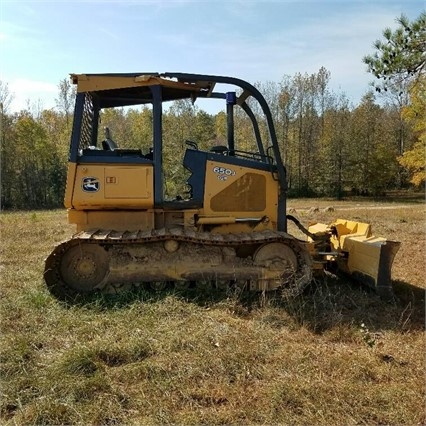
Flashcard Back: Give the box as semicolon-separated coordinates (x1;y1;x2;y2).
44;72;400;300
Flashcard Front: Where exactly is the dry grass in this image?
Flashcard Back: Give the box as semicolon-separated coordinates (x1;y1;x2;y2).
1;199;425;425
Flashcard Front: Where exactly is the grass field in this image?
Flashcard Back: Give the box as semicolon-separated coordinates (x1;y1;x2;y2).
1;198;425;425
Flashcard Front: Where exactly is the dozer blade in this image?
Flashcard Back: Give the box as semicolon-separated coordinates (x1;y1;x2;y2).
310;219;401;297
337;236;401;298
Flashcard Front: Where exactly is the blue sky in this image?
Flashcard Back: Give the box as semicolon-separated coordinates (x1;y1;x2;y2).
1;0;424;113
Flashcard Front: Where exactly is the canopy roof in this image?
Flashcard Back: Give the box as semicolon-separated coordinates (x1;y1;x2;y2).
70;72;255;108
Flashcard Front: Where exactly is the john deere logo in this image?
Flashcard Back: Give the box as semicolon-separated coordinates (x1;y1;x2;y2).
82;177;100;192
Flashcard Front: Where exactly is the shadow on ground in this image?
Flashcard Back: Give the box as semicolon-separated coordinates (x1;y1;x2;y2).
275;277;425;334
60;275;425;335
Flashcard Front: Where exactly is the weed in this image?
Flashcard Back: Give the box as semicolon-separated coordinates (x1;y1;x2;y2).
360;322;376;348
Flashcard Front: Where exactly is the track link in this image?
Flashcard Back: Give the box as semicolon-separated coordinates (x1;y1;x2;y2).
44;228;312;301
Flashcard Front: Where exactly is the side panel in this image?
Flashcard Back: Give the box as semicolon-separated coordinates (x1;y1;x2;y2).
203;160;278;224
71;164;154;209
68;209;155;232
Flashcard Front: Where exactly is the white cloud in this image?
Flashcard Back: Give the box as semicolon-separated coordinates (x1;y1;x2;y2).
9;79;58;112
2;1;421;113
159;6;405;104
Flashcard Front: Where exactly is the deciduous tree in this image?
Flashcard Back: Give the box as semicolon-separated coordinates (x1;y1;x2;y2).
398;76;426;187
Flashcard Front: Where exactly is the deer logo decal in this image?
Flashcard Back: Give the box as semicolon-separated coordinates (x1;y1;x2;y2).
82;177;100;192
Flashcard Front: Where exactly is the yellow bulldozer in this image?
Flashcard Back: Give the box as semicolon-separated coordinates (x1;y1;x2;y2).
44;73;400;301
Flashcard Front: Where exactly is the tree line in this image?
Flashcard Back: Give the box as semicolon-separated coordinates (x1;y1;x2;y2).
1;13;424;210
0;70;423;210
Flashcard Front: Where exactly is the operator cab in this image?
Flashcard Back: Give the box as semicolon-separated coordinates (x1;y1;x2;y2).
68;73;288;230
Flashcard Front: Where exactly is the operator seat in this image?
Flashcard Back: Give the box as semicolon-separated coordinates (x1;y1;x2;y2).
210;145;228;155
102;127;118;151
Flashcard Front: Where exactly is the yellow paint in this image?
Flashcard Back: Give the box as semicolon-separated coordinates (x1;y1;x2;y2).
210;222;269;234
71;74;206;94
68;209;155;232
197;216;236;224
71;163;154;209
330;219;373;251
203;160;278;227
309;218;389;284
342;235;386;280
64;162;77;209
